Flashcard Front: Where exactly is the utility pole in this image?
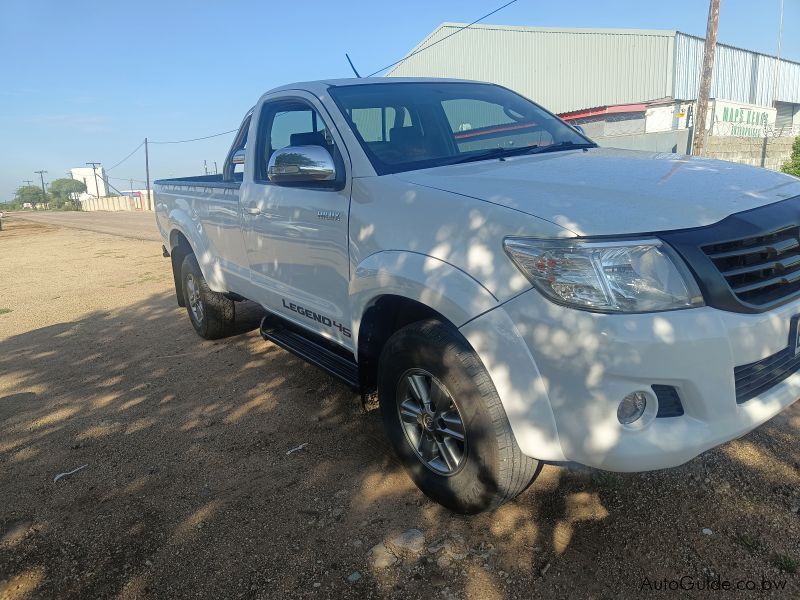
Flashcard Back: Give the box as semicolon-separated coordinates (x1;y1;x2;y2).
86;162;102;198
692;0;721;156
23;180;33;186
34;170;47;209
773;0;784;125
144;138;151;211
214;161;218;175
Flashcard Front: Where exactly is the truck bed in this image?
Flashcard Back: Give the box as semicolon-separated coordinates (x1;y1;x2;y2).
154;173;242;189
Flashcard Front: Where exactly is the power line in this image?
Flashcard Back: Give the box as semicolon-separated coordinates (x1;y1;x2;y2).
150;128;238;144
366;0;521;77
107;174;147;184
106;140;144;171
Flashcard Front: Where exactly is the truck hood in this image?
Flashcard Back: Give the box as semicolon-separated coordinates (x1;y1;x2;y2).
394;147;800;236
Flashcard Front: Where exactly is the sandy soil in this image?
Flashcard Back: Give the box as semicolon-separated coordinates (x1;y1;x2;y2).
11;211;161;242
0;214;798;599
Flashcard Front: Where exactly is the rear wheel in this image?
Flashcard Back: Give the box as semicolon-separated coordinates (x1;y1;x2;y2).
378;319;540;513
180;254;235;339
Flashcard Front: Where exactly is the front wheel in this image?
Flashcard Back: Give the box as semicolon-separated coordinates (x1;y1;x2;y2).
180;254;235;340
378;319;541;513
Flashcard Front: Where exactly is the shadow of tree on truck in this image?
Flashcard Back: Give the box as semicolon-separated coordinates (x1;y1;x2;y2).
0;291;798;599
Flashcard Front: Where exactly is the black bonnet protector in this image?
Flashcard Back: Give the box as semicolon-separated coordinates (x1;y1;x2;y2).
660;194;800;314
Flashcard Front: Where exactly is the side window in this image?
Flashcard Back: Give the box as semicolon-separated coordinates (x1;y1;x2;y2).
223;113;251;181
442;98;513;132
349;107;390;142
234;127;248;176
259;101;337;180
270;109;314;149
442;98;553;152
347;106;413;143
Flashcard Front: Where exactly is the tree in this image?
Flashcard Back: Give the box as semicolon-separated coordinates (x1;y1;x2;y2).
782;136;800;178
14;185;48;207
48;178;86;208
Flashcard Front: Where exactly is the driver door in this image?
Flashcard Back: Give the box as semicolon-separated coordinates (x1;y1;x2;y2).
240;95;353;348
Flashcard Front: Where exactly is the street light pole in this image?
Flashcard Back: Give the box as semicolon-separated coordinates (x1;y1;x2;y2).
34;170;48;209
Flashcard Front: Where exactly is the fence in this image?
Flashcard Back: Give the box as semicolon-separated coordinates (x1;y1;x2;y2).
79;192;154;212
594;129;796;173
595;129;691;154
703;135;796;171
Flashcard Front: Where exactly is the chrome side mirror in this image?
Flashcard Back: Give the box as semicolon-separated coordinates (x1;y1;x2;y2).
267;146;336;184
231;149;246;165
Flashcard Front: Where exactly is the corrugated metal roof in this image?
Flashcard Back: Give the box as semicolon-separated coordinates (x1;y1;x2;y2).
387;23;800;112
674;32;800;105
387;23;675;113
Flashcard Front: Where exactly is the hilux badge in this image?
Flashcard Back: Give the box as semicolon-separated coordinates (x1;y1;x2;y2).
317;210;341;221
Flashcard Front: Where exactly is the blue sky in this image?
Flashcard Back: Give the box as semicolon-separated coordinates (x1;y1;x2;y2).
1;0;796;201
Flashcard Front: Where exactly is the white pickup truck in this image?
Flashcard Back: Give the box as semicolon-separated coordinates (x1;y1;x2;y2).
155;78;800;513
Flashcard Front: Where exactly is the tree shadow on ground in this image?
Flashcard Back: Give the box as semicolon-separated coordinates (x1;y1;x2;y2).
0;292;798;599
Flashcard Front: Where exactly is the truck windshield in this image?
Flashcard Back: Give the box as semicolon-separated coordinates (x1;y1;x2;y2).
329;82;594;175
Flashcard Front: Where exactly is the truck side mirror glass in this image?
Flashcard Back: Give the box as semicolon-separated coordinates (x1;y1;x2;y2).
231;149;246;165
267;146;336;185
572;124;586;136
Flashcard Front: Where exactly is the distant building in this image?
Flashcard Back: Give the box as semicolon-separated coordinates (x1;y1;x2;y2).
70;166;109;198
388;25;800;137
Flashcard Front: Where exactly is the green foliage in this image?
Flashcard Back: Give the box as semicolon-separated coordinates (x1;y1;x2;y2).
48;178;86;209
14;185;48;206
0;200;22;210
781;136;800;178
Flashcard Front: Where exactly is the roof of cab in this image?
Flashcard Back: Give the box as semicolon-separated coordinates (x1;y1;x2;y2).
261;76;484;98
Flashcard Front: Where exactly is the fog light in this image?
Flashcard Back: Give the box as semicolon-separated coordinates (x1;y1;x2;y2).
618;391;648;424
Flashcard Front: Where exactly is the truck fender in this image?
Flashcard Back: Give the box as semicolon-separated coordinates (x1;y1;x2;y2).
459;305;567;462
167;209;227;293
350;251;498;344
351;250;565;461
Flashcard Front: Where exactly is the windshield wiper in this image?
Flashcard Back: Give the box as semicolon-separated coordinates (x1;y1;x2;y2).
448;144;541;165
448;140;597;165
523;141;597;155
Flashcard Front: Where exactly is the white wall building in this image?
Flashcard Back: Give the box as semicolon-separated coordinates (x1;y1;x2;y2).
70;166;109;198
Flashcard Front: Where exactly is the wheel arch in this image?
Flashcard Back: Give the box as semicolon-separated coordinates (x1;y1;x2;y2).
351;251;499;392
169;229;194;307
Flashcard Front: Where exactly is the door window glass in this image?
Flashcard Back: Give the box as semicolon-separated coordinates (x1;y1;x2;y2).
260;101;337;180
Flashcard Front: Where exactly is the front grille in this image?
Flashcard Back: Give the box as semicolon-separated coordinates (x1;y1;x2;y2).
734;345;800;404
702;226;800;306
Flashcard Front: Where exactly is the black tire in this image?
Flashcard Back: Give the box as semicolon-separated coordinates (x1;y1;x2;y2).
180;254;235;340
378;319;541;514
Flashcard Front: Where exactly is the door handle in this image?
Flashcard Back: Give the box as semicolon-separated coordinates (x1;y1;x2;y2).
245;207;262;216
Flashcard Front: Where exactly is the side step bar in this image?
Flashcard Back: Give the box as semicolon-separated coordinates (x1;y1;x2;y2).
260;315;360;389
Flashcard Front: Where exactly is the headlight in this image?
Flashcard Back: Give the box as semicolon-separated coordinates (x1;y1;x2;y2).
504;237;704;313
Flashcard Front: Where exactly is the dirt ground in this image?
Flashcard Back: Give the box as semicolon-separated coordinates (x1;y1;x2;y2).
0;214;798;600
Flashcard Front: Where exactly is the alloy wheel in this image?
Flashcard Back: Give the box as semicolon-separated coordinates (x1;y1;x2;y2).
396;368;467;476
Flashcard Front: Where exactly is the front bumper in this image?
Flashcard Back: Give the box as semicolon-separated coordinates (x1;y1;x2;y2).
460;288;800;472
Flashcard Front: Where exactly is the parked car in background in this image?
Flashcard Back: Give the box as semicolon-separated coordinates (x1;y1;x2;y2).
155;78;800;513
